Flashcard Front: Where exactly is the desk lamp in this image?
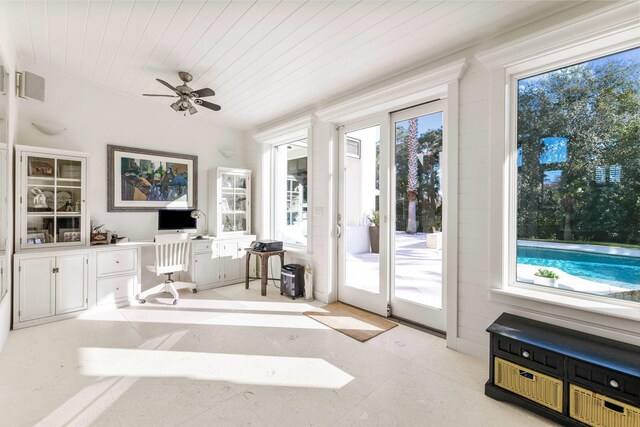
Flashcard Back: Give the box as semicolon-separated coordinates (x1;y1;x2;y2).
190;209;207;238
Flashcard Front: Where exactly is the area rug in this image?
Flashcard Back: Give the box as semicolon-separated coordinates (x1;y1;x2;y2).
303;302;398;342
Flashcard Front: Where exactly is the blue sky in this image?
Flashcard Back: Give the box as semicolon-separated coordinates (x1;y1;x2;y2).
520;46;639;87
395;111;443;140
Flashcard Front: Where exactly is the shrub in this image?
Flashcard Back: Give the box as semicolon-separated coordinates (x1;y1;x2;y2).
535;268;559;279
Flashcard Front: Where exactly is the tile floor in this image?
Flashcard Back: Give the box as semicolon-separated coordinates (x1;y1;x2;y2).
0;282;556;426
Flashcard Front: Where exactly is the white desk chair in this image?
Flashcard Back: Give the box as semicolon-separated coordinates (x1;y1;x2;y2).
137;233;193;305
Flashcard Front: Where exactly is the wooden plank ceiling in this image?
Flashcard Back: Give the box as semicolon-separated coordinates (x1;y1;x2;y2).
1;1;580;130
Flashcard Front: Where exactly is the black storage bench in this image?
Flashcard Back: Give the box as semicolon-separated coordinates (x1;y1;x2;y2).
485;313;640;426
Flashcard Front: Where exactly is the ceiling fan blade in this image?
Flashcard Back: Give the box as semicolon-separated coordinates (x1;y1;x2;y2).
194;99;221;111
142;94;178;97
192;88;215;98
156;78;180;95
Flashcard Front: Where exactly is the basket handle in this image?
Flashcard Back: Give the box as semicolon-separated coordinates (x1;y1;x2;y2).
603;399;626;415
518;370;534;380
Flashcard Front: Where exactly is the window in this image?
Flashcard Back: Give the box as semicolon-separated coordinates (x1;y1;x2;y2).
513;47;640;303
273;140;308;246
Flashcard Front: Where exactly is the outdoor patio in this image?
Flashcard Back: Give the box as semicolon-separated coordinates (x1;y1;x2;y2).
345;232;443;308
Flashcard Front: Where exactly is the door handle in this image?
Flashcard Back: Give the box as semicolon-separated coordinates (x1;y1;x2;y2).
336;225;342;238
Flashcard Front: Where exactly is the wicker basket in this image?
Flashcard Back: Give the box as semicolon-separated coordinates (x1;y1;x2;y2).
570;384;640;427
494;357;563;412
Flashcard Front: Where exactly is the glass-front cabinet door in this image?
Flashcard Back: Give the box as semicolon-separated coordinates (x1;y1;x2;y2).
213;168;251;237
19;149;87;249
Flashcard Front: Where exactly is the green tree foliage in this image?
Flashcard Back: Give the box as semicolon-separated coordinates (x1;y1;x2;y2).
395;125;443;233
517;54;640;245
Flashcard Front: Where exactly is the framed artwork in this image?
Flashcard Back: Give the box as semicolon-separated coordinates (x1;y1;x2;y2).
107;145;198;212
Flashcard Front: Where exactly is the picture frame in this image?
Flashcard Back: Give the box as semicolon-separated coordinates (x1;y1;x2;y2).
26;231;47;245
107;145;198;212
59;227;80;243
28;158;55;177
62;231;81;242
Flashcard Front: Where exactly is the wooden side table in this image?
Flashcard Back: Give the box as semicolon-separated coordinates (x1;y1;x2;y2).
245;249;286;296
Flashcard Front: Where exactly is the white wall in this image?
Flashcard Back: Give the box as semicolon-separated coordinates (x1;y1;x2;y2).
0;5;18;350
16;62;245;241
247;2;640;357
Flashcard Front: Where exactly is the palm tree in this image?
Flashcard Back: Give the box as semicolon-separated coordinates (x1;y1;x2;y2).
406;117;418;234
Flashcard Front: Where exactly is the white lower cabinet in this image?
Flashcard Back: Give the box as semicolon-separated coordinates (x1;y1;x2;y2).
221;241;240;282
187;236;255;290
18;257;56;322
194;252;221;286
14;245;141;328
18;253;88;323
56;254;89;314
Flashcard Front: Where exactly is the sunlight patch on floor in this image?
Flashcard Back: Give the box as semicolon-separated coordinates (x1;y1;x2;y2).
79;348;354;389
116;308;330;329
36;330;188;426
141;298;326;313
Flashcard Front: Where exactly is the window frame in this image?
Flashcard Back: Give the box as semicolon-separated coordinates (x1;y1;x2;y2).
473;5;640;325
271;139;310;250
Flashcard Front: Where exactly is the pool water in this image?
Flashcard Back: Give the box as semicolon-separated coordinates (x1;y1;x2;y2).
517;246;640;289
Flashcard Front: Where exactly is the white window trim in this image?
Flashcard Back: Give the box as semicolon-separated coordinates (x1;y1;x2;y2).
253;115;313;253
478;3;640;324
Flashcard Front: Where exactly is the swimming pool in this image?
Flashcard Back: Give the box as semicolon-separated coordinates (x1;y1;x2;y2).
517;246;640;289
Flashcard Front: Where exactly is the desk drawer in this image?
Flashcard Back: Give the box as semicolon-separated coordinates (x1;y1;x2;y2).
96;249;136;277
193;240;218;255
568;359;640;406
492;335;563;377
97;275;136;305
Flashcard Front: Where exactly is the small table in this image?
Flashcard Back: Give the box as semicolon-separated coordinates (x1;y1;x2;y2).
245;249;286;296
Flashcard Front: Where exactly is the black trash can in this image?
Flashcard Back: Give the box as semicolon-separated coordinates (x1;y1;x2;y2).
281;264;305;300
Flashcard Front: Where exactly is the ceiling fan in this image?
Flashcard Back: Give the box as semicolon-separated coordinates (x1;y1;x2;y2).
143;71;221;115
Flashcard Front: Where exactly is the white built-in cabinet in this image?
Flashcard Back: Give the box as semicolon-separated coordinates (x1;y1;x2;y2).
13;246;141;328
185;236;256;291
17;252;88;323
12;145;145;328
15;145;89;250
209;168;252;237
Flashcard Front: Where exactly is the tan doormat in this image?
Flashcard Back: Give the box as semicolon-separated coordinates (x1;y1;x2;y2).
304;302;398;342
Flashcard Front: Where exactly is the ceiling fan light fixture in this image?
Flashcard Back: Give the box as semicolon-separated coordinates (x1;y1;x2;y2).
147;72;220;114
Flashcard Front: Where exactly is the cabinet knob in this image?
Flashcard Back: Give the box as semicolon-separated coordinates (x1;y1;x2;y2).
521;350;530;358
609;379;619;388
115;261;120;264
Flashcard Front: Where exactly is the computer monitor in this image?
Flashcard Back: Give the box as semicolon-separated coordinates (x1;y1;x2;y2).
157;208;197;232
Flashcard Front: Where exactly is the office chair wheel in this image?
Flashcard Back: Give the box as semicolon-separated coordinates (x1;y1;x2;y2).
192;289;197;293
292;297;296;300
138;299;146;304
280;292;283;295
172;299;178;305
